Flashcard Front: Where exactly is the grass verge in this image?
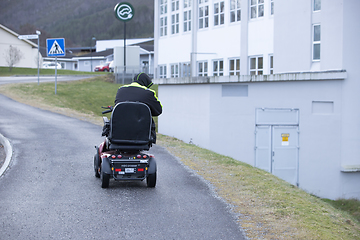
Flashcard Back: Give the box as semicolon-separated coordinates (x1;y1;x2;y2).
0;76;359;239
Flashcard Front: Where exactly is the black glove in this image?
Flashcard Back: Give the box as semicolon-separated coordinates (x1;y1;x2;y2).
102;123;110;137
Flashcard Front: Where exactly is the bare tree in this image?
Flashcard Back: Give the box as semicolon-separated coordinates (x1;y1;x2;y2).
4;45;23;71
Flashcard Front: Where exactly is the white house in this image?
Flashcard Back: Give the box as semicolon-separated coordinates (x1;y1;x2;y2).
153;0;360;200
43;39;155;75
0;23;42;69
96;38;154;52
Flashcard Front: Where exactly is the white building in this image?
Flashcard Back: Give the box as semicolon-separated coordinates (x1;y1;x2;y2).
0;24;42;69
153;0;360;200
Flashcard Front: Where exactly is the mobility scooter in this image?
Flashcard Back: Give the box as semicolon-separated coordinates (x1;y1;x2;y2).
94;101;157;188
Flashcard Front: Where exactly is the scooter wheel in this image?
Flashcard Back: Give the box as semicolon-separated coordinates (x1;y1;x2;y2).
94;155;100;178
101;171;110;188
146;172;156;188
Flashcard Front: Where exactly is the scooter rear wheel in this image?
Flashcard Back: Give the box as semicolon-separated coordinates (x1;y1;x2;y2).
146;172;156;187
101;170;110;188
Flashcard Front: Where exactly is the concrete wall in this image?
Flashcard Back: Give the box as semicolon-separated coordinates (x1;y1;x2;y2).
339;0;360;199
155;71;360;200
113;46;140;74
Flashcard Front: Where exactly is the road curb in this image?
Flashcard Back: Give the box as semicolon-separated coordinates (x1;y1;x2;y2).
0;133;12;177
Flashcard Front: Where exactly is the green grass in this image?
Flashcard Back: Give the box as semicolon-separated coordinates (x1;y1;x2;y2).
157;135;360;239
0;74;158;126
0;75;358;239
0;66;108;76
322;198;360;223
15;76;118;116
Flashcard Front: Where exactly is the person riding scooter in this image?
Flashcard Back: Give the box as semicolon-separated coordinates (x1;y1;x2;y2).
102;72;162;143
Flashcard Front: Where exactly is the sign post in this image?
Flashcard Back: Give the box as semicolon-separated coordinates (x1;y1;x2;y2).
46;38;65;94
18;33;41;85
114;2;134;83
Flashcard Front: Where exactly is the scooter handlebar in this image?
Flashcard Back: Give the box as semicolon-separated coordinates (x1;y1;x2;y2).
101;106;113;114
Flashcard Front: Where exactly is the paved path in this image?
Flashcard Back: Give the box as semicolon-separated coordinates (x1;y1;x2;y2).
0;93;246;239
0;75;94;85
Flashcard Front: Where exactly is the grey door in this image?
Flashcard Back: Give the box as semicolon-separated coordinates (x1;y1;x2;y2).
255;125;299;186
255;125;272;172
255;108;299;186
272;126;299;186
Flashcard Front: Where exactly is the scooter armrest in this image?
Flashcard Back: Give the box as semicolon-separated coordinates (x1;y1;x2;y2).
103;117;109;124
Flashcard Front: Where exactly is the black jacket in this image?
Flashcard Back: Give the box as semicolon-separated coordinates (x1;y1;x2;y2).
114;73;162;116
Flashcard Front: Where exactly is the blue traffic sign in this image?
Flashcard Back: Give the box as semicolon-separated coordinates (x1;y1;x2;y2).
46;38;65;57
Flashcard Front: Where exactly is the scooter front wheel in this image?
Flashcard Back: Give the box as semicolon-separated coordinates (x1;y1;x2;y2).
94;154;100;178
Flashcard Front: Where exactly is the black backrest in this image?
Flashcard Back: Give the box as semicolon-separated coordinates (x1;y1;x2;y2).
109;102;152;146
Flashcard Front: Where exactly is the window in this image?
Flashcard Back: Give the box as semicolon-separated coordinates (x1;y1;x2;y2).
314;0;321;11
313;24;321;60
181;62;191;77
74;63;78;70
214;1;225;26
160;17;168;36
250;0;264;19
61;62;65;69
230;0;241;22
160;0;168;36
170;0;179;34
270;0;274;15
171;63;179;77
199;0;209;29
269;55;273;74
249;56;263;75
171;0;179;11
184;0;191;8
213;59;223;76
229;58;240;75
159;65;167;78
184;0;192;32
160;0;167;14
198;61;208;76
171;13;179;34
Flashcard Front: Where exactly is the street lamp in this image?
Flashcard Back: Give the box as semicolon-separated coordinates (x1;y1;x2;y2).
36;30;41;84
90;37;96;72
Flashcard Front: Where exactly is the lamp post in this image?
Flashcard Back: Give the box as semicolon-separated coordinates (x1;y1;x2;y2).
36;30;41;84
90;37;96;72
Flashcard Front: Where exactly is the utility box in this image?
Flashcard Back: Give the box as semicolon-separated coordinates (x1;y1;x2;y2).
114;46;140;84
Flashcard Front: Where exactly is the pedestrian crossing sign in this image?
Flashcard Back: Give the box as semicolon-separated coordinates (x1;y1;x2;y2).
46;38;65;57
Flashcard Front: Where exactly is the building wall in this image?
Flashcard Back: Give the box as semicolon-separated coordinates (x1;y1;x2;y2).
274;0;344;73
0;27;40;69
153;0;360;200
341;0;360;172
156;72;360;200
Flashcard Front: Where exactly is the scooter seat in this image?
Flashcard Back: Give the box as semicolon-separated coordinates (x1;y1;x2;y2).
107;101;152;151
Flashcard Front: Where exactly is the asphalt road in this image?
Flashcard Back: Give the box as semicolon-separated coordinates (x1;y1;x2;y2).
0;92;246;239
0;75;94;85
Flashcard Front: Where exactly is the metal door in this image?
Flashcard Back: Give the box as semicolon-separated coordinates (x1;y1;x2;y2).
255;108;299;186
255;126;272;172
272;126;299;186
